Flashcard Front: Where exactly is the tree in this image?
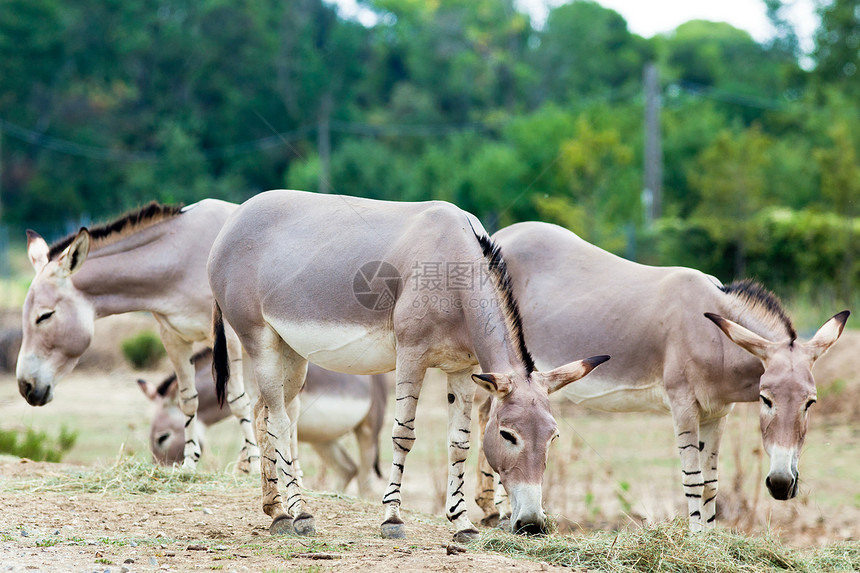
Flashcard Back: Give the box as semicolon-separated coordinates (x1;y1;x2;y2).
812;0;860;98
688;125;772;277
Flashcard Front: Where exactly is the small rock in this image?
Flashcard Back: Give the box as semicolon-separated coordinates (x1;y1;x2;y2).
214;545;228;551
446;543;466;555
123;558;134;564
186;545;208;551
53;530;60;536
202;508;213;515
155;532;167;538
129;541;138;547
20;529;29;537
148;557;158;567
121;567;131;573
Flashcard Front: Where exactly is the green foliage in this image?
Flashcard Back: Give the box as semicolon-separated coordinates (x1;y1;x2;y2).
0;425;78;462
121;331;166;370
1;0;859;300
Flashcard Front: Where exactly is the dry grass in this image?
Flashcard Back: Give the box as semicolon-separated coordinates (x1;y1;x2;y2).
471;519;860;572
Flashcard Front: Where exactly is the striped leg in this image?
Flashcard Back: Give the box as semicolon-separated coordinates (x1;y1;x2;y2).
699;415;728;528
154;323;201;470
288;396;303;487
381;362;426;539
445;369;479;542
673;417;705;532
224;328;259;474
248;332;313;536
256;400;289;526
474;394;500;527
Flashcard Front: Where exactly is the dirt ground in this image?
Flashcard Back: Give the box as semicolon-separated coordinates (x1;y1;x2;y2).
1;313;859;571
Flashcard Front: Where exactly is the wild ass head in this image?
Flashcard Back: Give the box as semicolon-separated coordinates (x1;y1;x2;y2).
17;203;185;407
470;233;609;534
137;374;197;466
706;301;848;501
17;229;95;406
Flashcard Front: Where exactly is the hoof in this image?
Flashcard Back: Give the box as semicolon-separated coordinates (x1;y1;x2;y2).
269;515;294;536
381;519;406;539
453;528;480;543
480;513;500;528
293;513;316;536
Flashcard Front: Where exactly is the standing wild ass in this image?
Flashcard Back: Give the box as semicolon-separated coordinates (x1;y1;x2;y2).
16;200;259;472
138;348;388;496
207;189;609;540
475;221;848;531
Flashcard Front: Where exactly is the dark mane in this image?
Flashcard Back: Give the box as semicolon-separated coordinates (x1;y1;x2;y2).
720;279;797;342
155;347;213;397
474;231;537;375
48;201;185;261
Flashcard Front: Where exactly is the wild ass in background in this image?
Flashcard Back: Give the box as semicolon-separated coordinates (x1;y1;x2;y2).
16;200;260;472
476;221;848;531
138;348;388;496
207;189;609;540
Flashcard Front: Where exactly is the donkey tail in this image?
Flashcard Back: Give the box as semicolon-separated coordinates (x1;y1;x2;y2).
212;302;230;408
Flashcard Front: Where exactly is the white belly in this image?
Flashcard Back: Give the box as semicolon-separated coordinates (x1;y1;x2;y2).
269;319;396;375
297;394;371;442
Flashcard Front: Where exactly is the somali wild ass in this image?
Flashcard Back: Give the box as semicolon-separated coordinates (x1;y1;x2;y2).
16;200;259;472
138;348;388;496
476;221;848;531
207;189;608;540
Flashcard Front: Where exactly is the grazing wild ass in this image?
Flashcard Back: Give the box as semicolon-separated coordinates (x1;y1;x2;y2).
138;348;388;496
476;221;848;531
207;189;608;540
16;200;260;472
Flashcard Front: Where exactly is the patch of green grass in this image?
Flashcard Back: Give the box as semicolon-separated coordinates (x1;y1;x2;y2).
471;518;860;573
35;538;62;547
95;558;112;564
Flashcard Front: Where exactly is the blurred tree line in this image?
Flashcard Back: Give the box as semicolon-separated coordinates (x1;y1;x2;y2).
0;0;858;301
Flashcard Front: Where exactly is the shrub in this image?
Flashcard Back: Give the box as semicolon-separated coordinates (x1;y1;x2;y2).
121;331;166;369
0;426;78;462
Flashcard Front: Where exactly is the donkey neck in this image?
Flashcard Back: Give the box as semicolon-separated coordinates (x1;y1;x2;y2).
459;289;529;376
70;223;200;318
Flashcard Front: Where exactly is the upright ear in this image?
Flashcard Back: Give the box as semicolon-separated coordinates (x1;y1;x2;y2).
137;379;158;401
57;228;91;277
472;373;513;399
704;312;773;362
805;310;850;362
540;354;610;394
26;230;49;272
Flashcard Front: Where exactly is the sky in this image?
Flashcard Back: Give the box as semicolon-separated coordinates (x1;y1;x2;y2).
333;0;820;53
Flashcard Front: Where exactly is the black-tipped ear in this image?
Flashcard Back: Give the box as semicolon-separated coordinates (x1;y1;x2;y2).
806;309;850;361
471;373;512;398
26;229;49;272
540;354;610;394
705;312;772;362
58;228;91;276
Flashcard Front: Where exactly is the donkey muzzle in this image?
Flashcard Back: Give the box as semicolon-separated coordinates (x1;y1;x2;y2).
507;483;548;535
18;378;52;406
765;473;798;500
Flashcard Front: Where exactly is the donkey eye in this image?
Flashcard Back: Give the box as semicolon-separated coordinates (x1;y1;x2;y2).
805;399;816;411
760;395;773;408
36;311;55;325
156;432;172;447
500;430;518;445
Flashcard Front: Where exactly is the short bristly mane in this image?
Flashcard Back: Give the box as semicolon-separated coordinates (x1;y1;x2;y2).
473;231;537;375
720;279;797;342
48;201;185;261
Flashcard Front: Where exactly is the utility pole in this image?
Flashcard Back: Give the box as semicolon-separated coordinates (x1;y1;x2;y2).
643;62;662;226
